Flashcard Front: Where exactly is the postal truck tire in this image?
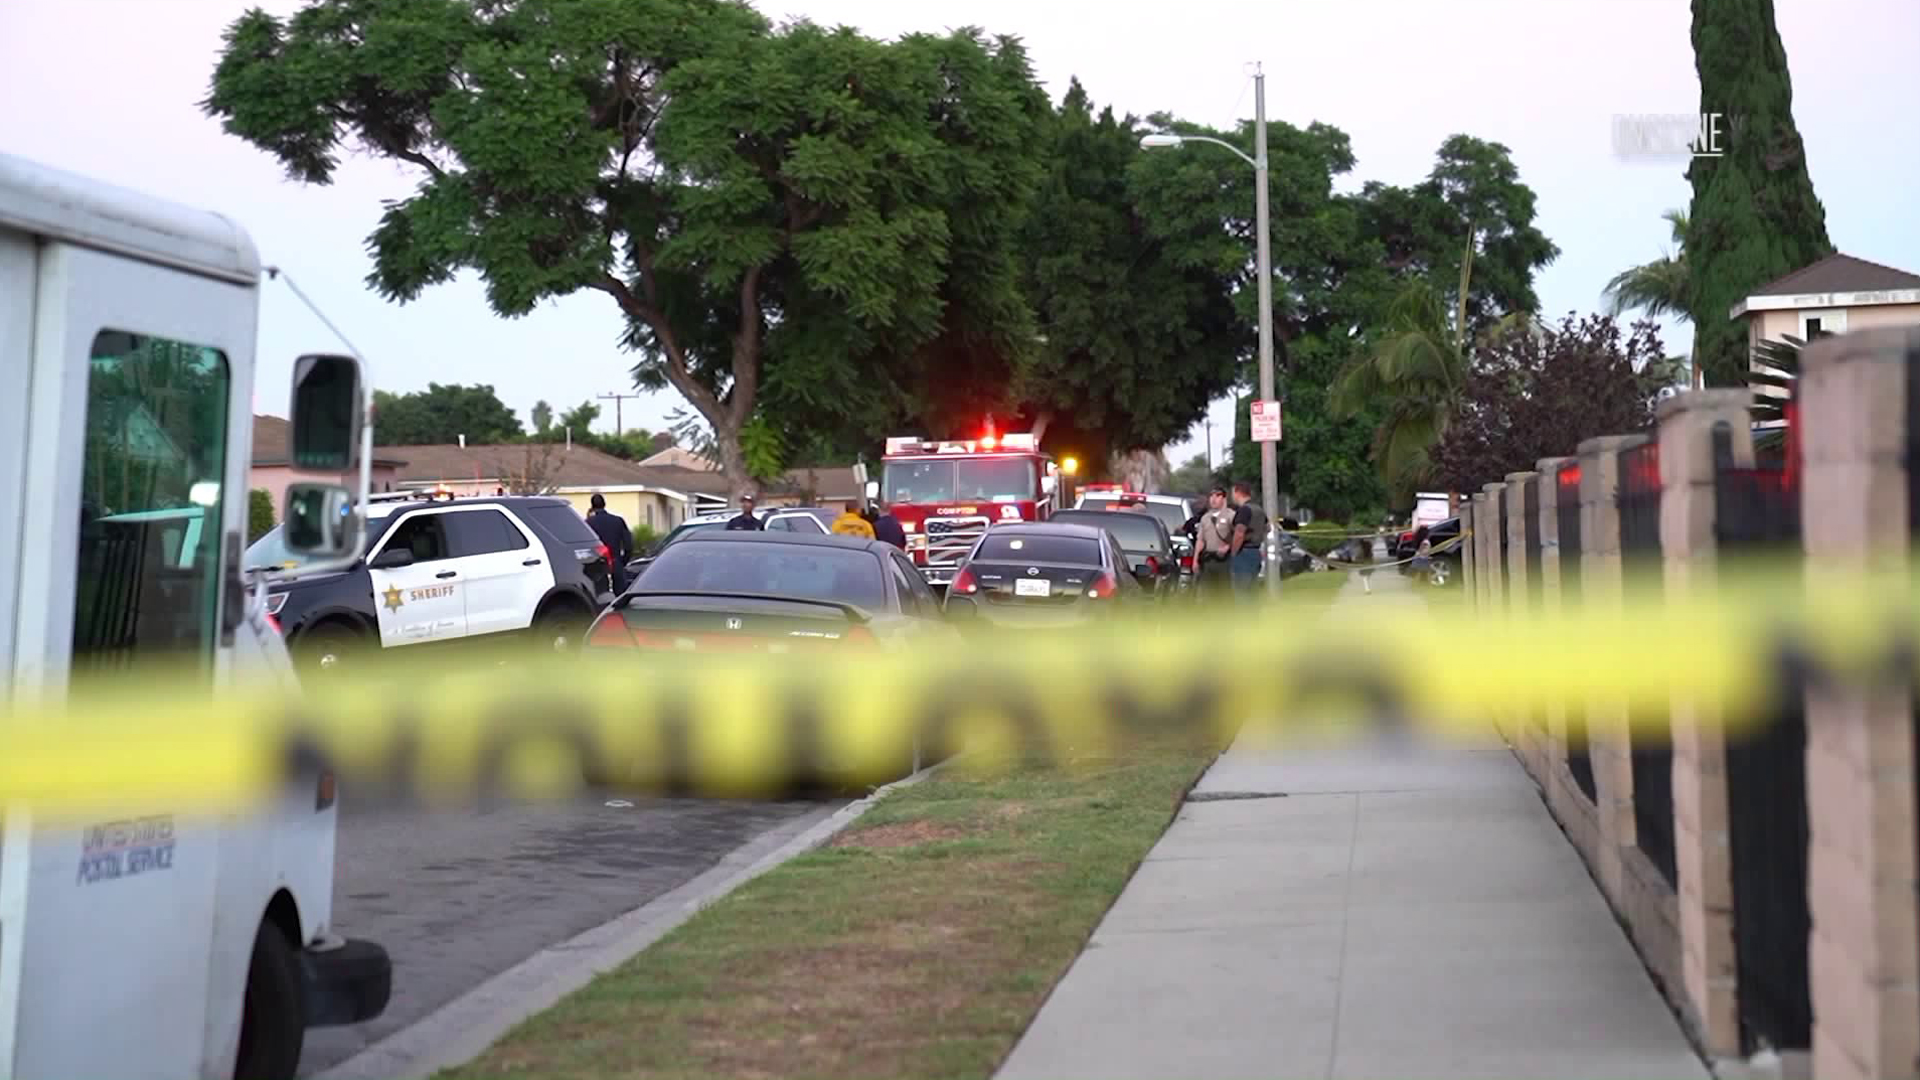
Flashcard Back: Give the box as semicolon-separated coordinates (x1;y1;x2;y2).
234;921;306;1080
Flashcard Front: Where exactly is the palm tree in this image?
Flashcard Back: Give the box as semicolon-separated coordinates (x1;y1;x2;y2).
1332;225;1538;502
1758;334;1797;461
1331;280;1468;497
1604;208;1694;387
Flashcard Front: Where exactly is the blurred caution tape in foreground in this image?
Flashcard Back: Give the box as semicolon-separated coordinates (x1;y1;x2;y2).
3;560;1915;820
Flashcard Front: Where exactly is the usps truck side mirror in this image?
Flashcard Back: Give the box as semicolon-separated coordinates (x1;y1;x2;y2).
290;353;364;472
864;480;880;501
283;482;360;558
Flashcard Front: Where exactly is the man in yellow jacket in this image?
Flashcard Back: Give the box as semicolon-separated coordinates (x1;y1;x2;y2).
831;505;876;539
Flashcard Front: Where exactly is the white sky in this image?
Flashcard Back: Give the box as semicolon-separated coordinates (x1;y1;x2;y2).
3;0;1914;470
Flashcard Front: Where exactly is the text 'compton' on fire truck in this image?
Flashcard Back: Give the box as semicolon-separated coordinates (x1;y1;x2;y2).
874;431;1062;587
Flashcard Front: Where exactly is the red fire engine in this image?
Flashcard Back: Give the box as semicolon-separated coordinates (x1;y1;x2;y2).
874;429;1064;587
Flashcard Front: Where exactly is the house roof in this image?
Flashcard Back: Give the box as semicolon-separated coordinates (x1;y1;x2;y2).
1749;253;1920;297
376;441;681;489
252;414;407;468
770;466;863;499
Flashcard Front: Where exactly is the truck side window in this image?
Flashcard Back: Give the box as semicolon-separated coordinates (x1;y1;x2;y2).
71;331;231;668
381;513;452;563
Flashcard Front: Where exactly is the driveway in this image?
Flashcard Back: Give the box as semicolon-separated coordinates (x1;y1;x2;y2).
299;790;842;1076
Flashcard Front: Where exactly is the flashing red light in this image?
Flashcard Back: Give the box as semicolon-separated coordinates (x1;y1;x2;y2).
1087;572;1118;599
980;434;999;450
950;566;980;595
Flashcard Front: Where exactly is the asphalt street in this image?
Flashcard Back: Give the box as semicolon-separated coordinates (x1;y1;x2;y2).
299;789;842;1077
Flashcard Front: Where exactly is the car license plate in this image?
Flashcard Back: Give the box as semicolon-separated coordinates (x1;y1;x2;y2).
1015;578;1051;598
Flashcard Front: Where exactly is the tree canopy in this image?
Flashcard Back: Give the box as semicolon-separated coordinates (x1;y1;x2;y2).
207;0;1048;497
1429;313;1662;492
371;383;523;445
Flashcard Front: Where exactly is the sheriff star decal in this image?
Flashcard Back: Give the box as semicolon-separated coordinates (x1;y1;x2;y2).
382;585;404;611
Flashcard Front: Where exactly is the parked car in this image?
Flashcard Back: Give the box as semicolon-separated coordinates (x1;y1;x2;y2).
1074;490;1196;579
1047;507;1179;598
943;522;1149;628
1395;515;1462;586
249;492;614;675
587;531;955;653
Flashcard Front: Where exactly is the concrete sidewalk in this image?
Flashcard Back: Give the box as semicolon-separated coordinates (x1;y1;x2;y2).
995;571;1708;1080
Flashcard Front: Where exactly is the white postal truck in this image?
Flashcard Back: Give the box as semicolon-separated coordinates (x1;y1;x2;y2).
0;153;389;1079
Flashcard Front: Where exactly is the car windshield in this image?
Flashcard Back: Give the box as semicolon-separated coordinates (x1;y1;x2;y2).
883;457;1036;504
973;532;1103;565
247;511;394;572
1052;511;1167;553
637;541;886;610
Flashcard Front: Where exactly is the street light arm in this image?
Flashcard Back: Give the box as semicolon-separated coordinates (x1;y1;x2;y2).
1141;133;1258;170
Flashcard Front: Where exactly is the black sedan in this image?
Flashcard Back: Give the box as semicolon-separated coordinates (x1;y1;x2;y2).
1046;508;1179;598
943;522;1148;628
588;530;956;653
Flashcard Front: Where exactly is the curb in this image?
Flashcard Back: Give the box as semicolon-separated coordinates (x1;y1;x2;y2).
313;763;952;1080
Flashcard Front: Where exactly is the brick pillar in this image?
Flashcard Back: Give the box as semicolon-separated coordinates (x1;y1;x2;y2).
1658;389;1755;1058
1799;327;1920;1080
1504;471;1543;772
1481;481;1508;615
1477;482;1511;741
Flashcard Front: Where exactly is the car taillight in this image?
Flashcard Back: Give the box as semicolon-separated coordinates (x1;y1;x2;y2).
587;618;636;648
266;612;282;635
951;566;979;594
1087;573;1117;599
596;541;612;566
1180;554;1195;572
1145;556;1160;575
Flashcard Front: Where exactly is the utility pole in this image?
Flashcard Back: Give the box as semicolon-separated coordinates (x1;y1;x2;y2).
1204;416;1214;474
1252;65;1281;599
597;391;639;436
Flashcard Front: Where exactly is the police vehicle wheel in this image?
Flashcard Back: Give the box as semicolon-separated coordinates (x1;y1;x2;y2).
1430;559;1453;587
234;921;305;1080
538;605;589;653
296;623;363;677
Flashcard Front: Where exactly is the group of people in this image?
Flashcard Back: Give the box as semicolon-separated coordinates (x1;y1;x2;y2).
1179;482;1270;601
582;492;912;595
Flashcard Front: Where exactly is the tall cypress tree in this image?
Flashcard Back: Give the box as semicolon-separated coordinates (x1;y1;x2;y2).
1686;0;1833;387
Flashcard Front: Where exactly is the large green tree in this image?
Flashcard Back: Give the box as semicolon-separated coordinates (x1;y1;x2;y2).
206;1;1048;498
999;80;1245;467
370;383;523;445
1686;0;1832;387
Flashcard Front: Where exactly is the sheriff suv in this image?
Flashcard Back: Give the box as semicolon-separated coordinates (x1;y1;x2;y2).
247;492;616;674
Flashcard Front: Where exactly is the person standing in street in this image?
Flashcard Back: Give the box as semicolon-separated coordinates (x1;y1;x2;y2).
584;492;634;593
871;502;907;550
1227;482;1268;601
1182;488;1235;599
725;494;763;531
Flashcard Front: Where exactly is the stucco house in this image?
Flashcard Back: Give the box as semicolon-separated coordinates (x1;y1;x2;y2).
371;441;734;534
1731;254;1920;417
249;414;407;513
1733;253;1920;345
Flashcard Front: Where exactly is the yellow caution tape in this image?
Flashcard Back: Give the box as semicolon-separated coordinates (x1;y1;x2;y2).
0;556;1912;820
